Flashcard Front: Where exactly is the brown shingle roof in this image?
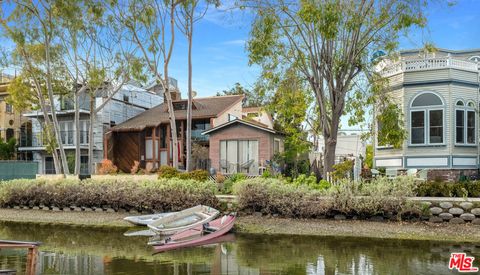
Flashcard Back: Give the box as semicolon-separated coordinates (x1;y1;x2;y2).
111;95;244;132
202;118;279;135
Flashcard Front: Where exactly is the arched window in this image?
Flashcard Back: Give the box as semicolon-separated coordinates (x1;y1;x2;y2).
456;100;476;145
469;56;480;63
410;92;445;145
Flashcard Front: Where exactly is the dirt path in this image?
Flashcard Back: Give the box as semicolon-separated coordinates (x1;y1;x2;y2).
236;215;480;243
0;208;131;228
0;209;479;243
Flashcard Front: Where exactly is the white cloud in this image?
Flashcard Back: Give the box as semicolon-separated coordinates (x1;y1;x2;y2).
222;39;246;46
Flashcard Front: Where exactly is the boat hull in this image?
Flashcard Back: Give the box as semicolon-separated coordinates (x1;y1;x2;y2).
147;205;219;235
152;215;236;253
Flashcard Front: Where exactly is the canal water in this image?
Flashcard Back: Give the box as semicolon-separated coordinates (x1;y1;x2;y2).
0;222;478;274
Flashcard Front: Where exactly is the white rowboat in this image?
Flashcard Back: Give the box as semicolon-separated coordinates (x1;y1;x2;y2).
123;213;174;226
147;205;219;235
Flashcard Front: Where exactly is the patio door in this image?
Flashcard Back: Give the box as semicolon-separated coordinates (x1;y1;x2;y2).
238;140;258;174
220;140;258;174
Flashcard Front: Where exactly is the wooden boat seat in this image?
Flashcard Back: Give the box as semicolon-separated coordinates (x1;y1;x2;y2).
202;223;219;233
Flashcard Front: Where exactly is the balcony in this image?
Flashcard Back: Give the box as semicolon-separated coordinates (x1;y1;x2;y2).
25;131;89;148
191;129;209;142
380;57;479;77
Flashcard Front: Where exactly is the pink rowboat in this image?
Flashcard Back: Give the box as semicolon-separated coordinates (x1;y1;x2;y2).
152;214;236;253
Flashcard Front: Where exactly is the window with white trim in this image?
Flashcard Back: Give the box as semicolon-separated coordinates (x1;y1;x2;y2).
410;92;444;145
456;100;476;145
469;56;480;63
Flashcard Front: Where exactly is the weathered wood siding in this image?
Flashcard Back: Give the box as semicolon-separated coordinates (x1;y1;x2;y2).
113;132;141;173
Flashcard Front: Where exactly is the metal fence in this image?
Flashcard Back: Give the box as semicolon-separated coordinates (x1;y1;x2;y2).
0;161;38;180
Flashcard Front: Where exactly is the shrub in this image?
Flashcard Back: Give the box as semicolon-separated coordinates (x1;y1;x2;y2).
317;179;331;190
233;176;418;219
325;177;418;217
233;178;330;218
0;178;219;211
215;173;225;184
130;161;140;175
288;174;330;191
464;181;480;197
415;181;478;197
330;160;354;181
222;173;247;194
158;166;179;179
98;159;118;175
187;170;209;182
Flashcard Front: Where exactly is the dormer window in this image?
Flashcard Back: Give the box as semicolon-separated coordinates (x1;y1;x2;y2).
173;102;187;110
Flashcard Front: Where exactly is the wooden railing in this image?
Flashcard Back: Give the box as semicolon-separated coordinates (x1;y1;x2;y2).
381;57;479;77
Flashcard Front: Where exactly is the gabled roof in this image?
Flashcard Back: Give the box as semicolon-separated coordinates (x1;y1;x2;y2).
202;118;279;135
112;95;244;132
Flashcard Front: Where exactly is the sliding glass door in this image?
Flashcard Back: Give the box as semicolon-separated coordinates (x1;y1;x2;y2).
220;140;259;174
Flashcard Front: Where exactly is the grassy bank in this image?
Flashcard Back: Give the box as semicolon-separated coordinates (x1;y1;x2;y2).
0;209;479;243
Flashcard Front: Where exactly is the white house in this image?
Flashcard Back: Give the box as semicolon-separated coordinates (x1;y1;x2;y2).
374;48;480;179
317;134;367;160
18;81;163;174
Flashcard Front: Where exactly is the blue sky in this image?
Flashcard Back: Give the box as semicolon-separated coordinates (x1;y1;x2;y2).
170;0;480;98
1;1;478;99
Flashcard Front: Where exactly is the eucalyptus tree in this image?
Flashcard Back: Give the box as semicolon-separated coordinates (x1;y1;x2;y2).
58;1;145;175
246;0;430;175
0;0;73;174
176;0;215;171
2;0;140;175
113;0;183;169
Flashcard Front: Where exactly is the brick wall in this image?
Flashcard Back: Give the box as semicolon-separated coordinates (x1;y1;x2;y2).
428;169;478;182
208;123;273;172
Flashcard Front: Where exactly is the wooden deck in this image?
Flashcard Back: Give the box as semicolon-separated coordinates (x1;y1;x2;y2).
0;240;40;275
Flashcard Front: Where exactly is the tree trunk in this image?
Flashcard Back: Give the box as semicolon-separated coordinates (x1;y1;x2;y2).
323;136;337;177
74;91;81;175
322;117;340;177
23;50;61;174
44;39;69;175
88;97;95;175
163;81;179;169
164;1;179;169
186;29;193;171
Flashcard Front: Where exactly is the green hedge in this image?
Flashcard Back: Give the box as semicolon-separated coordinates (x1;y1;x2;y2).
0;178;219;211
233;177;420;219
157;166;210;182
415;181;480;197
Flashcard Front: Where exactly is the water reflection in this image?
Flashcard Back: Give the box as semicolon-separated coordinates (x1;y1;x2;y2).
0;222;478;274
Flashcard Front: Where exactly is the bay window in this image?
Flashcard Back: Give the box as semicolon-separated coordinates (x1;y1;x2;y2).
410;92;444;145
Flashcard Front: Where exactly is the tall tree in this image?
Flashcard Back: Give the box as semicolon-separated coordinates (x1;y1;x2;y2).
0;0;73;174
176;0;214;171
246;0;429;175
216;82;267;107
266;69;312;177
58;1;143;175
113;0;182;169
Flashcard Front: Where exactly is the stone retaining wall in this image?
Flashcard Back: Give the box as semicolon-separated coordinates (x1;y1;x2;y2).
5;196;480;225
409;197;480;224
